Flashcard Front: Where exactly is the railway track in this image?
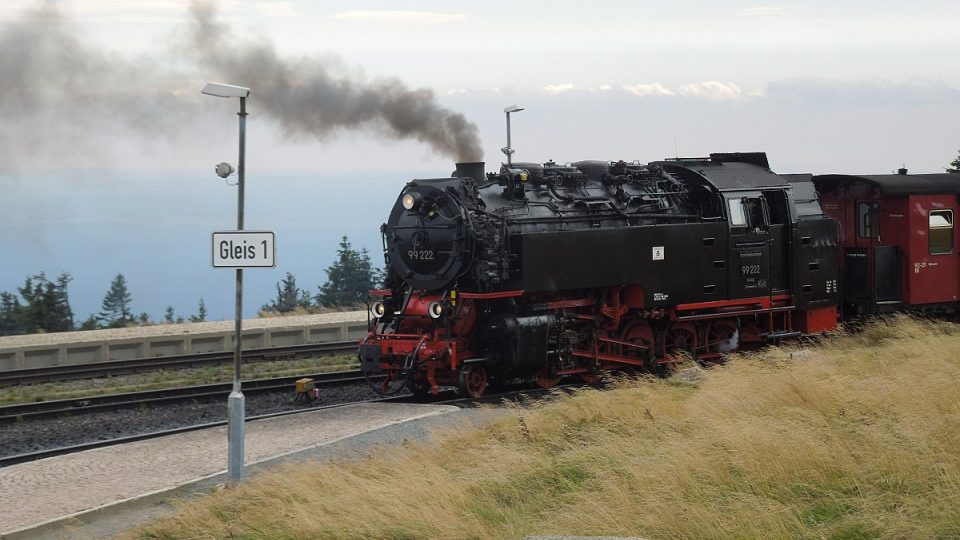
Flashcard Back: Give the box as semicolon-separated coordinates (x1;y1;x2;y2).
0;381;578;468
0;341;359;387
0;395;388;468
0;369;367;425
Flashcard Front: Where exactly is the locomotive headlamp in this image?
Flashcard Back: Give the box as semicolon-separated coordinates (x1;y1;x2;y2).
370;301;386;318
402;192;422;211
428;301;444;319
518;171;528;182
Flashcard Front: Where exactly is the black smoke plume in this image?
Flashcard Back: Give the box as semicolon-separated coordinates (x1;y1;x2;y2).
0;1;483;170
186;1;482;162
0;3;200;170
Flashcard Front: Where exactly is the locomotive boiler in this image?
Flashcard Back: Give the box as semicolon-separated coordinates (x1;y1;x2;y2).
359;152;841;397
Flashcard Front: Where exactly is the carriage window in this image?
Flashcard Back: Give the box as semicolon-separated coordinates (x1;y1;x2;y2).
727;199;747;227
858;202;880;238
929;209;954;255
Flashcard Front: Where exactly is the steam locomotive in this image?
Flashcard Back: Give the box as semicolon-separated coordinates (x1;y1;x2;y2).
359;153;960;397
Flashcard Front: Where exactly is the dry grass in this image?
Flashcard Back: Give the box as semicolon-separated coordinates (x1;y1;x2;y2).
130;315;960;539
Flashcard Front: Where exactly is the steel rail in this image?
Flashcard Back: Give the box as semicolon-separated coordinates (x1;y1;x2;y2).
0;369;367;424
0;382;583;468
0;341;359;387
0;395;401;468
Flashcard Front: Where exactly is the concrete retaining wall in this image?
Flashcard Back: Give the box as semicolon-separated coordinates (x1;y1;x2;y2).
0;312;369;371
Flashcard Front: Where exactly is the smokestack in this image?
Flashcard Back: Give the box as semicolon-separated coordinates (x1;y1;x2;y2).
453;162;485;183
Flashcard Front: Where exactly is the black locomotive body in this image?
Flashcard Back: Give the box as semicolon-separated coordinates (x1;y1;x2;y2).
360;152;840;397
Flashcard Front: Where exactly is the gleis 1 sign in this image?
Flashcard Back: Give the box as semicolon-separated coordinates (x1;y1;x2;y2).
212;231;276;268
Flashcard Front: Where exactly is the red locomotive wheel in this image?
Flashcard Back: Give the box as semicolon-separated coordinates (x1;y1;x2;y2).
664;323;699;356
620;320;656;369
577;372;603;384
535;365;563;389
578;329;608;383
458;365;488;398
705;320;739;354
379;369;406;395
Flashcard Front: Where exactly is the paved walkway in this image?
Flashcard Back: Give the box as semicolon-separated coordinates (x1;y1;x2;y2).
0;402;458;536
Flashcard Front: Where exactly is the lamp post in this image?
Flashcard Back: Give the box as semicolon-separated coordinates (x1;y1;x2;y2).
202;81;251;482
501;105;524;166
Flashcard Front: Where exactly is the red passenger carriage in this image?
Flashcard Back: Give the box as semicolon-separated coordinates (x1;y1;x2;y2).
814;171;960;317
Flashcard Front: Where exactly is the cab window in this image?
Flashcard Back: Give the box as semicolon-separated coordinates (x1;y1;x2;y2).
727;196;767;230
929;209;954;255
727;199;746;227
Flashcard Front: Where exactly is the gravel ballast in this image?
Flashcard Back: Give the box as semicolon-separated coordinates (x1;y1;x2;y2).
0;382;388;458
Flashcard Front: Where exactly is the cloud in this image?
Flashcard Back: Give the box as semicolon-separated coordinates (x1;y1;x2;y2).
622;83;674;97
254;2;301;17
679;81;743;101
764;77;960;106
0;0;190;23
52;0;189;12
0;1;290;24
332;10;466;24
542;83;577;94
542;84;614;95
737;6;792;17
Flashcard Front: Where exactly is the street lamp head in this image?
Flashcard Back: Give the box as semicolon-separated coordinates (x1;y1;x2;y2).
202;82;251;98
215;162;236;179
504;105;524;114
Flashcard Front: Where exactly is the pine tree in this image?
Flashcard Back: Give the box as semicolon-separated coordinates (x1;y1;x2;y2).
14;273;74;334
949;150;960;173
78;315;99;331
164;305;185;324
99;273;133;328
50;273;74;332
316;236;383;307
190;298;208;322
0;292;22;336
262;272;312;313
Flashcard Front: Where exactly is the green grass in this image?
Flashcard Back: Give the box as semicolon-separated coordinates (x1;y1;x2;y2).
0;355;358;405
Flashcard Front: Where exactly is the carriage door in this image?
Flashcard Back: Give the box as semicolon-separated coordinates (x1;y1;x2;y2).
727;194;771;299
844;201;898;315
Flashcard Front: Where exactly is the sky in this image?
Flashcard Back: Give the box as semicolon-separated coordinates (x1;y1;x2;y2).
0;0;958;321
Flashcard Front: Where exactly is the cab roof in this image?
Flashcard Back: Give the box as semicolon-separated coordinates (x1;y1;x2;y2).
657;152;790;192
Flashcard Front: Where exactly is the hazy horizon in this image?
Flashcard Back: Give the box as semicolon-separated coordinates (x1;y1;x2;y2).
1;0;958;325
0;169;431;323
